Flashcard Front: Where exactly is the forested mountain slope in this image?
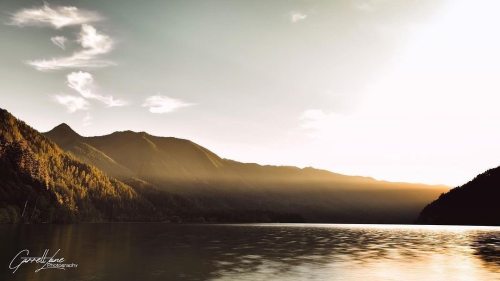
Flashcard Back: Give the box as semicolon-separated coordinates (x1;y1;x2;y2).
418;167;500;225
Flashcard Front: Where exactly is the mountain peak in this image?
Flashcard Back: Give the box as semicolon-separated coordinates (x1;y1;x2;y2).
45;123;81;146
49;123;80;137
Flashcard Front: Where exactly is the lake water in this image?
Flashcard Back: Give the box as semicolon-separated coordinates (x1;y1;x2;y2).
0;223;499;281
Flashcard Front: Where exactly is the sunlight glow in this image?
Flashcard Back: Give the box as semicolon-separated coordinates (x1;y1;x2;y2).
299;0;500;186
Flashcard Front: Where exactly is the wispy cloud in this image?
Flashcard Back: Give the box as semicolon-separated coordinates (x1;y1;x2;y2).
67;71;126;107
290;11;307;23
10;3;122;123
53;94;89;112
9;3;101;29
28;24;114;71
28;53;114;71
10;4;114;71
77;24;113;55
142;95;193;114
50;36;67;49
66;71;94;98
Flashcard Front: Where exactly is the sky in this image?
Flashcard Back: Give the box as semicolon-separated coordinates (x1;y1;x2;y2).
1;0;500;186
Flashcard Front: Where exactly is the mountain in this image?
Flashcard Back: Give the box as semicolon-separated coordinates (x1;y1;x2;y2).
43;120;449;223
0;109;299;223
417;167;500;225
0;109;158;223
6;108;273;223
0;107;450;224
45;123;135;179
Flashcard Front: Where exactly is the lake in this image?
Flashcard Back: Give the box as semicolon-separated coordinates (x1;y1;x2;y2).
0;223;499;280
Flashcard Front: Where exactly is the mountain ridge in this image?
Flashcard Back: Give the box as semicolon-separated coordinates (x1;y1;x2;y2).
43;120;449;223
46;122;448;187
1;108;300;223
0;108;451;223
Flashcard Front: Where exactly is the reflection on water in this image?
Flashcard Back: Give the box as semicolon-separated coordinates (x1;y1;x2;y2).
0;224;499;281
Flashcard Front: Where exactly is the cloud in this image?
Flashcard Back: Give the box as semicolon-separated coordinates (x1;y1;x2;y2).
28;55;114;71
28;24;115;71
9;3;101;29
11;4;122;118
53;94;89;112
142;95;193;114
67;71;93;98
67;71;126;107
50;36;67;49
290;11;307;23
77;24;113;55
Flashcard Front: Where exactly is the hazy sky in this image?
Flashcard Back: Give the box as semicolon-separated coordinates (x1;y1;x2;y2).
2;0;500;186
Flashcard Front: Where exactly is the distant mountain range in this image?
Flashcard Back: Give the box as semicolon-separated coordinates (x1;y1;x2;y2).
417;167;500;225
0;108;448;223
